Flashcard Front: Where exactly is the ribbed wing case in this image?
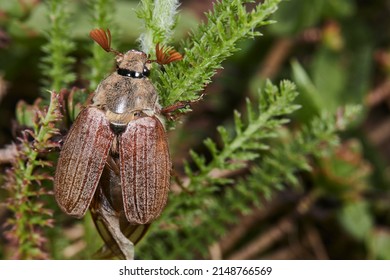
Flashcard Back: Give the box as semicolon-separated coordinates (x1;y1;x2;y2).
119;116;170;224
54;107;114;218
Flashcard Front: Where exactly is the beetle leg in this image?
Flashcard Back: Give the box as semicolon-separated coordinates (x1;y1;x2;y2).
160;93;205;120
90;185;135;260
95;209;134;260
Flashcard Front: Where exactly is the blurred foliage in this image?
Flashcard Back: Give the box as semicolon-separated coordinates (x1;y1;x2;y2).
0;0;390;260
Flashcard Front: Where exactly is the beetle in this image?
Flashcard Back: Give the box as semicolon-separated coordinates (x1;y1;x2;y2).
54;28;183;259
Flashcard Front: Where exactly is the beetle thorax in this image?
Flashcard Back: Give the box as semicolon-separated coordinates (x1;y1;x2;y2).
91;49;160;125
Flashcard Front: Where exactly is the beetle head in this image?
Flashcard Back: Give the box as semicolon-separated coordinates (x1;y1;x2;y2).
116;50;150;78
90;28;182;79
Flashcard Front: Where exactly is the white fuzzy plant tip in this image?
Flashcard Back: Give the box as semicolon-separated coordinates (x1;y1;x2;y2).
138;0;180;54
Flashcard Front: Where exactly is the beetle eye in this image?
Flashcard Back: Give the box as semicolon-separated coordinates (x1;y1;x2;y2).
143;67;150;77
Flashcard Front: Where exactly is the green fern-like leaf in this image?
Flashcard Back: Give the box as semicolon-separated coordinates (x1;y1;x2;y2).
86;0;116;92
4;92;62;259
154;0;282;106
137;0;180;54
137;101;360;259
185;80;299;185
40;0;76;94
136;80;301;258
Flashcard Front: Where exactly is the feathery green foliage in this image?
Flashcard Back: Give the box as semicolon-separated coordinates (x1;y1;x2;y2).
1;0;374;260
4;92;61;259
3;0;71;259
185;80;300;189
136;84;361;258
137;0;180;54
86;0;116;91
154;0;281;106
40;0;76;94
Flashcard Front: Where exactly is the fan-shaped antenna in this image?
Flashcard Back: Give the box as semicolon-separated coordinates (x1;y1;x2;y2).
89;28;122;56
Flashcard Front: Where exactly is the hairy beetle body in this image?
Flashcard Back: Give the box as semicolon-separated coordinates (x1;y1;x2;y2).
54;50;170;225
54;28;183;259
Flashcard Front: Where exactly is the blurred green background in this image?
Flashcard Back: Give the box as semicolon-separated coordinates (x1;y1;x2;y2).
1;0;390;259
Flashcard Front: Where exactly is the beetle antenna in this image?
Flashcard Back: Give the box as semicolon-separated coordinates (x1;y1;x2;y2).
89;28;122;56
150;43;183;65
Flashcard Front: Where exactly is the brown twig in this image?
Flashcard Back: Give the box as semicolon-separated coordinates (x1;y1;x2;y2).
208;197;285;260
208;242;222;260
260;227;327;260
305;225;329;260
365;79;390;107
226;192;318;260
256;37;295;80
62;224;87;258
0;74;8;103
227;215;294;260
218;196;286;254
260;240;308;259
366;117;390;146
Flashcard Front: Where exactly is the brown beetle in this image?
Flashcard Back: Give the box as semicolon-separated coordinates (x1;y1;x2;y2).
54;28;183;259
